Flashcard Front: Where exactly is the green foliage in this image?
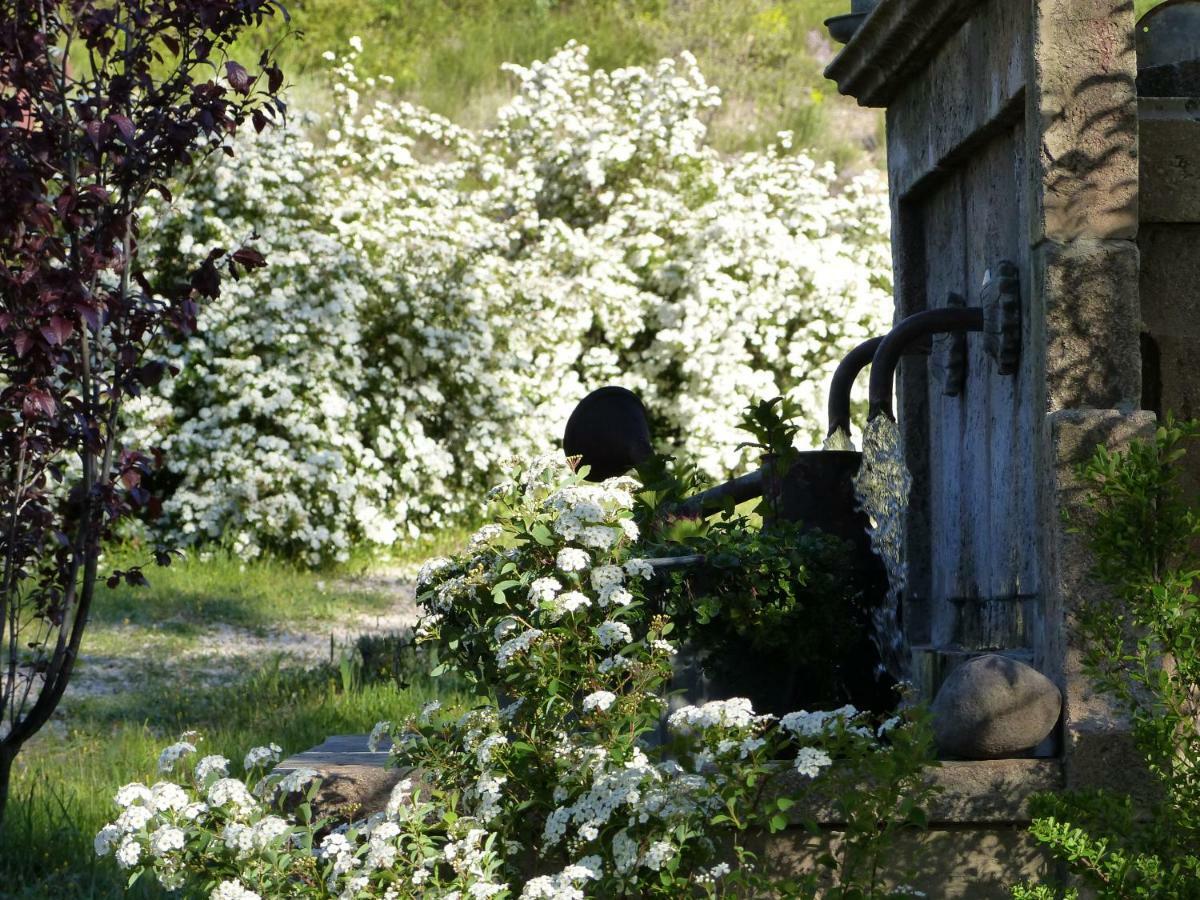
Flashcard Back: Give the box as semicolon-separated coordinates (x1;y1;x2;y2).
93;546;393;630
3;665;453;899
1016;419;1200;898
651;516;867;711
2;548;458;899
1136;0;1172;17
90;457;936;897
736;395;803;467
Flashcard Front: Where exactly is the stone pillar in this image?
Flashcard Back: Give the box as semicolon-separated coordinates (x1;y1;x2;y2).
825;0;1147;790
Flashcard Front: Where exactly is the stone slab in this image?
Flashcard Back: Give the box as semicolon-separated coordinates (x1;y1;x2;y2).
765;826;1049;899
288;735;1060;895
292;735;1062;828
276;735;400;822
1027;0;1139;243
1035;239;1142;412
1039;409;1158;802
768;755;1061;826
1139;98;1200;224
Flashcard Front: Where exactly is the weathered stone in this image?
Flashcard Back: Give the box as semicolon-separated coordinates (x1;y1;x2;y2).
931;654;1062;759
1139;100;1200;225
764;826;1049;899
1039;410;1158;798
275;734;403;823
295;734;1056;898
1035;238;1142;411
1027;0;1140;242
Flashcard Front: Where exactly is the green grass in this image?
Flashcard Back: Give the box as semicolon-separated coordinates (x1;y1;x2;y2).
1;538;472;899
5;667;457;899
92;526;471;632
92;548;389;630
227;0;873;164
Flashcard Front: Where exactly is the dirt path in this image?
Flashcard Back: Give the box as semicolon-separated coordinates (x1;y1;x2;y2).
67;572;420;702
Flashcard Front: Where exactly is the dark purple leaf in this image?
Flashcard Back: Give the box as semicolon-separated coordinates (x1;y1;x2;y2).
108;113;134;142
39;316;74;346
231;246;267;270
225;61;252;94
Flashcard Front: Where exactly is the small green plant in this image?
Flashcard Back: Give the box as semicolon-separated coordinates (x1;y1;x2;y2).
1015;419;1200;897
736;396;804;467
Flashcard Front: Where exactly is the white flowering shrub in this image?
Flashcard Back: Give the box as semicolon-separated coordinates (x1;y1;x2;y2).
100;458;935;897
133;41;892;564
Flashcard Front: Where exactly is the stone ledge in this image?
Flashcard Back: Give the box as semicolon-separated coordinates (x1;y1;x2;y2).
277;735;400;821
823;0;986;107
283;735;1062;828
767;757;1061;827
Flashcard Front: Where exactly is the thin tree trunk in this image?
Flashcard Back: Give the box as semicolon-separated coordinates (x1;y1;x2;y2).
0;743;13;829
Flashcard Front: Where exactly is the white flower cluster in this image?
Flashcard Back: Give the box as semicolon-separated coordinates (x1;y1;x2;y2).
99;459;932;897
130;40;891;564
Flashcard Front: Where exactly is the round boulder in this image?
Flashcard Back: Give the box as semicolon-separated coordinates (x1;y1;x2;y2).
931;654;1062;759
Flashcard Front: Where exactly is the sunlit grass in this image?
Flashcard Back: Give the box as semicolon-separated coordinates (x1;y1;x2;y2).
5;655;464;899
91;523;472;632
2;525;474;898
225;0;870;163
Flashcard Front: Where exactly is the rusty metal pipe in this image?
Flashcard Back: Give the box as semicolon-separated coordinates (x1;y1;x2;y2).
827;336;885;439
868;307;984;421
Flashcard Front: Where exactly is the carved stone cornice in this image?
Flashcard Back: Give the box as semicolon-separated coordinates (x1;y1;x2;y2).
823;0;988;108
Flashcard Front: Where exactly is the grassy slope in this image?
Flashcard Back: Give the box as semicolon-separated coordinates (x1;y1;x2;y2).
229;0;874;166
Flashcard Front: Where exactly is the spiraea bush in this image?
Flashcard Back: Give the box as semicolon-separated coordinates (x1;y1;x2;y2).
97;457;935;898
133;42;891;564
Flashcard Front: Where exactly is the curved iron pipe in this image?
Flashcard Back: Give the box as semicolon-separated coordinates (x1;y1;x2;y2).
674;468;763;518
827;336;885;439
868;307;985;421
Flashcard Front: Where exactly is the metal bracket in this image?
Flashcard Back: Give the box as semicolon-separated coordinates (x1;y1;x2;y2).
940;292;969;397
981;260;1021;376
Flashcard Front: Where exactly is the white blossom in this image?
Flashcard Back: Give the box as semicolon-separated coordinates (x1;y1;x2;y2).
129;44;889;565
194;755;230;783
149;825;186;857
595;620;632;648
243;743;282;771
211;880;263;900
497;628;544;668
157;741;197;774
793;746;834;778
582;690;617;713
556;548;590;573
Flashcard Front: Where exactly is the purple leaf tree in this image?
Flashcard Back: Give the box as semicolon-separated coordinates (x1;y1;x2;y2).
0;0;289;821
